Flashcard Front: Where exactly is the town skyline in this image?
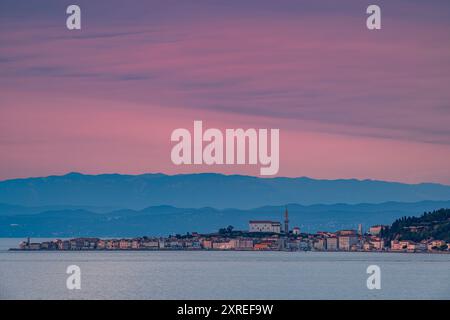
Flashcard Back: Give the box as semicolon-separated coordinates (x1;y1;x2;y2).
16;208;450;254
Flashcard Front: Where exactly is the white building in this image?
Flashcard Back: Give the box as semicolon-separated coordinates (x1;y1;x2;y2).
249;221;281;233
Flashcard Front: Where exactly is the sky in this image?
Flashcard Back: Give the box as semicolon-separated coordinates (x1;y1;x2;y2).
1;0;450;183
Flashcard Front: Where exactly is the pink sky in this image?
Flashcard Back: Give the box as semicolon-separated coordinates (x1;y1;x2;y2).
1;1;450;183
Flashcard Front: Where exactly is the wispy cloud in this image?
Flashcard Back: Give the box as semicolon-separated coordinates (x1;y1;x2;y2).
1;0;450;182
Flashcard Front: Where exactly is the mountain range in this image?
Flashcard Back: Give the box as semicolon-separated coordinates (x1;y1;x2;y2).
2;201;450;237
1;172;450;237
1;172;450;209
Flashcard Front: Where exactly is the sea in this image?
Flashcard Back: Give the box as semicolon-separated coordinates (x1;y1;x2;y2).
0;238;449;300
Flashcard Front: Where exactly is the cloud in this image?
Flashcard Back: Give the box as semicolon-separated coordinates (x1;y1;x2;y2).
1;0;450;181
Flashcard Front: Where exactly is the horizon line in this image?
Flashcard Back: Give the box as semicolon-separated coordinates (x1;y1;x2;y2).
1;171;450;187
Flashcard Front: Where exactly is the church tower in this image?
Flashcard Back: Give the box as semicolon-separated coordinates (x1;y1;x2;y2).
284;206;289;235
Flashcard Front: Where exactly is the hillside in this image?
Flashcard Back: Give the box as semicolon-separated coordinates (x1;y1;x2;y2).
382;208;450;242
2;201;450;237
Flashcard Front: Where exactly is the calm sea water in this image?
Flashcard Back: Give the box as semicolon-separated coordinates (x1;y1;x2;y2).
0;238;449;300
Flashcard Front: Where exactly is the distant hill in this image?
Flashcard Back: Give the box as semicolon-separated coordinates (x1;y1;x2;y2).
0;203;117;216
1;172;450;209
382;208;450;242
1;201;450;237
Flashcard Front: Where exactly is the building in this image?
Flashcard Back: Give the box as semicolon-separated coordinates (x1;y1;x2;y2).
326;237;338;251
428;240;446;251
338;236;358;251
141;239;159;249
338;230;358;251
58;240;70;250
249;221;281;233
299;241;310;251
202;240;213;249
131;239;141;249
28;243;41;250
363;242;374;251
407;241;427;252
313;238;326;251
292;227;301;235
369;225;386;236
391;240;412;251
119;239;131;250
339;230;357;236
370;237;385;251
254;242;271;250
97;240;106;249
213;241;234;250
106;240;119;250
230;239;253;250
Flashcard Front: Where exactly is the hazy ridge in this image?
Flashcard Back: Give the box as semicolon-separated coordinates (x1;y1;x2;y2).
2;200;450;237
1;172;450;209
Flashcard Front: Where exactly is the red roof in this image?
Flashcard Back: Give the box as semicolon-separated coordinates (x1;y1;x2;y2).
249;220;280;224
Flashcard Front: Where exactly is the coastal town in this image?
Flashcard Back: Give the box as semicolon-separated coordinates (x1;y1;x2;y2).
15;208;450;253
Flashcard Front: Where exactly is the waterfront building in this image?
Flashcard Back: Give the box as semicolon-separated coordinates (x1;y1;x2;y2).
191;241;201;249
201;239;213;249
325;237;338;251
40;242;50;250
229;239;253;250
119;239;132;250
369;237;384;251
213;241;233;250
391;240;413;251
313;238;326;251
28;243;41;250
254;242;271;250
106;240;114;249
40;241;58;250
338;230;358;251
428;240;446;251
59;240;70;250
83;238;99;249
131;239;141;249
168;240;183;249
19;238;42;250
363;242;374;251
238;239;254;250
407;241;427;252
249;221;281;233
286;240;299;250
97;240;106;249
69;239;78;249
141;240;159;249
299;241;310;251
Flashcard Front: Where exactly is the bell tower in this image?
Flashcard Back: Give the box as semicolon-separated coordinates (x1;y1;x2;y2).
284;206;289;235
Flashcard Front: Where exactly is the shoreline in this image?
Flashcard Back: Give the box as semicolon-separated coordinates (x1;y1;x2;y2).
8;248;450;254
